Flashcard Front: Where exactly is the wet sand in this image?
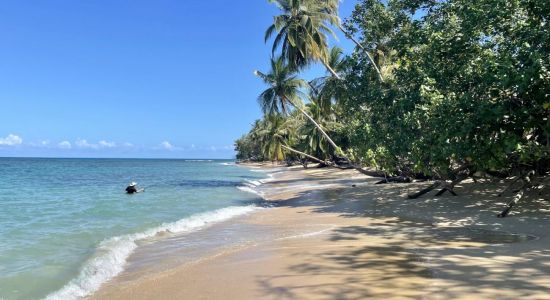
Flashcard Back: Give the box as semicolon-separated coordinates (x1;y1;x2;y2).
91;164;550;300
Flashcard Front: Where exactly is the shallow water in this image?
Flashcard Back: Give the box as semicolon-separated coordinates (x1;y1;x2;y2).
0;158;265;300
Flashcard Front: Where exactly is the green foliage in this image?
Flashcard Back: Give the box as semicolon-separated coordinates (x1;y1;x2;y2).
238;0;549;179
256;56;308;115
235;115;298;161
266;0;339;70
340;0;550;176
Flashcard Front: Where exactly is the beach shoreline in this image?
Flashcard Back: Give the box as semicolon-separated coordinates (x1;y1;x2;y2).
90;164;550;300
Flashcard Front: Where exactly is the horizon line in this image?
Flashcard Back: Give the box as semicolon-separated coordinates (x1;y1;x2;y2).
0;156;235;160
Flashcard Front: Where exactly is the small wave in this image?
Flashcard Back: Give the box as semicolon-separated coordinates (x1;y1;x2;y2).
237;186;264;197
237;173;276;198
45;205;261;300
245;179;262;187
259;173;275;184
219;162;235;166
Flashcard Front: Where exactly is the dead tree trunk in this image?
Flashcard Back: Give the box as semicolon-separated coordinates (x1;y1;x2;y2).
408;182;442;199
407;165;472;199
434;171;472;196
497;171;535;218
497;176;522;197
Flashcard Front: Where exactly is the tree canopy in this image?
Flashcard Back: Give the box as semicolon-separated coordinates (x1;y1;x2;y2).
237;0;549;214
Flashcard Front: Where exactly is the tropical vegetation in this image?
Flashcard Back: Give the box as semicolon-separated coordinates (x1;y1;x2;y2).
235;0;550;216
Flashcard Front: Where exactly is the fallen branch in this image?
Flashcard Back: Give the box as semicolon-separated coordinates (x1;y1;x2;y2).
497;171;535;218
408;181;441;199
497;176;522;197
434;172;471;196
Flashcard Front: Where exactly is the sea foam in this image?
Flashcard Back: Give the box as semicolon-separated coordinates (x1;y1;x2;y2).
236;173;276;198
45;205;260;300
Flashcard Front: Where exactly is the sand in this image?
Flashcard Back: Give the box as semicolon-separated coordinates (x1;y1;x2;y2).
91;164;550;300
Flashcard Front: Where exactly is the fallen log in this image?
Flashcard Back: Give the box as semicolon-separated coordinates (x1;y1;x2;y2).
408;182;441;199
497;171;535;218
434;172;471;196
497;176;522;197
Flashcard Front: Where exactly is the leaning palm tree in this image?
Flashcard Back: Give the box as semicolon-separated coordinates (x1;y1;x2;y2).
258;115;287;161
254;113;310;163
265;0;341;79
300;97;340;160
310;46;347;114
255;57;342;154
308;0;385;82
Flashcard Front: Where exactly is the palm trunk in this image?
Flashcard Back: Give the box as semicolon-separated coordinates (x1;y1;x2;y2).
337;24;384;83
321;60;342;80
281;145;333;166
290;100;342;155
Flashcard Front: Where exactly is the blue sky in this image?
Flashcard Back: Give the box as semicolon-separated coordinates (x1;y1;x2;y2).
0;0;355;158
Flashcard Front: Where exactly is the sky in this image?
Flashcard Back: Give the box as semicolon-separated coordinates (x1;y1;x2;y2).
0;0;355;159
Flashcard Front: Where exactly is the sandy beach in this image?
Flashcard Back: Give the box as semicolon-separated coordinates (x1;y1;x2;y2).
91;164;550;300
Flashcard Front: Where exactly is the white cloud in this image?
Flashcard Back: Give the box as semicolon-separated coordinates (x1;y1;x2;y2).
76;139;96;149
28;140;51;148
58;141;72;149
98;140;116;148
160;141;175;150
122;142;134;147
75;139;117;149
0;134;23;146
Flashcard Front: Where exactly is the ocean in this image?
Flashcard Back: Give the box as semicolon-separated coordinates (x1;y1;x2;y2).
0;158;268;300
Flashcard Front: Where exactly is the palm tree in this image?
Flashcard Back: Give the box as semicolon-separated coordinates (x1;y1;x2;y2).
310;46;347;114
300;97;340;160
304;0;384;82
255;56;342;154
252;116;287;161
265;0;341;79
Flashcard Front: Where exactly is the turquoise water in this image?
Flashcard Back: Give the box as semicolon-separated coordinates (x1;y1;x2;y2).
0;158;265;300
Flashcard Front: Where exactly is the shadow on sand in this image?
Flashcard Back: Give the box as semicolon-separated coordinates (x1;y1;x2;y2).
254;171;550;299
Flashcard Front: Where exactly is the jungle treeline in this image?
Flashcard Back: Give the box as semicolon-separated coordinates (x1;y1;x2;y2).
235;0;549;216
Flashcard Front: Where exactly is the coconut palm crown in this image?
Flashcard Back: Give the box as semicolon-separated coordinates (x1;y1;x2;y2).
255;56;308;116
265;0;339;77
